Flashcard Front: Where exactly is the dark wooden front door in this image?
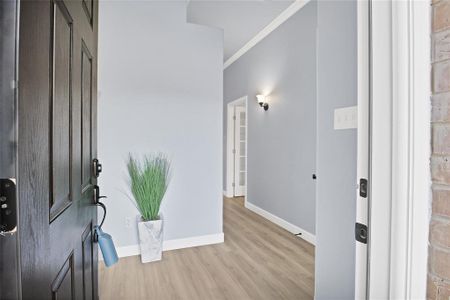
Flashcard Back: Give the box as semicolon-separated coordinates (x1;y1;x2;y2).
18;0;99;299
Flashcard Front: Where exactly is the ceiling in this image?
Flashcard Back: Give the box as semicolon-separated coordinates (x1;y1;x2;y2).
187;0;295;62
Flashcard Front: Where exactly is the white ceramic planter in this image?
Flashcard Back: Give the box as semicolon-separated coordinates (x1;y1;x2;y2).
137;215;163;263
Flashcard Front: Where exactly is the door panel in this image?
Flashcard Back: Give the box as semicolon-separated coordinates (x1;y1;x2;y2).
18;0;99;299
82;223;94;300
82;0;93;27
51;0;73;221
51;253;75;300
81;43;93;193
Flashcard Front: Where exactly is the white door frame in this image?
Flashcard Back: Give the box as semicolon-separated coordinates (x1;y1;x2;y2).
225;96;248;199
355;0;370;298
368;0;430;299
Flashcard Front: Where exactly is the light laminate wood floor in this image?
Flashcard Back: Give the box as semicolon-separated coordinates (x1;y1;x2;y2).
99;197;315;300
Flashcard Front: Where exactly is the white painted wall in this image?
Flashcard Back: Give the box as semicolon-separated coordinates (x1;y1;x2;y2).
98;1;223;248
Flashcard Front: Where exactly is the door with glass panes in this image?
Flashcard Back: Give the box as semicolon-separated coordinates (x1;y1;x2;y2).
234;106;246;197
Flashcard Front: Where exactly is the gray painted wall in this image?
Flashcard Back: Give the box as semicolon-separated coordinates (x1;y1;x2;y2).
98;1;223;247
224;1;318;235
224;0;358;297
315;0;357;298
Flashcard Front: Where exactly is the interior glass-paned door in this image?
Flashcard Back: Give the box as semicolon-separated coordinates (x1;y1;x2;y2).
234;106;246;196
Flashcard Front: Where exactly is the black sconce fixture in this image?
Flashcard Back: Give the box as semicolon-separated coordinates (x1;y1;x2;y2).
256;95;269;111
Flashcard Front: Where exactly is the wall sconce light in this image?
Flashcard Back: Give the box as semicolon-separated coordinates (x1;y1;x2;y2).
256;95;269;111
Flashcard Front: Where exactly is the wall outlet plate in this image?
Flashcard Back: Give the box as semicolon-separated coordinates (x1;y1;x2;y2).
334;106;357;130
125;218;132;229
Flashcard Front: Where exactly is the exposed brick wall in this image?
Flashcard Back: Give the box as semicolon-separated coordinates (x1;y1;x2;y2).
429;0;450;299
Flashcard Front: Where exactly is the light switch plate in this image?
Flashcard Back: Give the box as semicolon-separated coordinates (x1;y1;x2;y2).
334;106;357;130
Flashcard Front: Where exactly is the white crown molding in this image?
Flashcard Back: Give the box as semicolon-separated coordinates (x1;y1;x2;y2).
223;0;311;70
102;233;225;260
245;201;316;245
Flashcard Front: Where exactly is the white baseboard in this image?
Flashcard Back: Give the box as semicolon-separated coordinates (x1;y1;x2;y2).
163;232;224;251
245;201;316;245
223;190;233;198
114;244;140;258
108;232;225;259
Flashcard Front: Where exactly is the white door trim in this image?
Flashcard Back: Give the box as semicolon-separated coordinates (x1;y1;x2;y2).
225;96;248;199
369;1;431;299
355;0;370;298
225;105;235;198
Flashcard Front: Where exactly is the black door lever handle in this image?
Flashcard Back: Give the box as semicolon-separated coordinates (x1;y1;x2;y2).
93;185;107;204
93;185;108;234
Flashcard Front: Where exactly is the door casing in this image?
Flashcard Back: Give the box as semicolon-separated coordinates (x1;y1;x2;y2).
368;0;431;298
355;0;370;298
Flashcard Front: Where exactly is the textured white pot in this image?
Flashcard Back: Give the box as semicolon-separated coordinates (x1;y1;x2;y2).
137;215;163;263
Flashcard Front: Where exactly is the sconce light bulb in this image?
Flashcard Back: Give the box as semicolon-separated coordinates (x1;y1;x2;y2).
256;95;265;104
256;94;269;111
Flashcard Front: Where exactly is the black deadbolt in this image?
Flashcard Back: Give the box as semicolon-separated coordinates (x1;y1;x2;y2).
359;178;368;198
0;179;17;233
355;222;368;244
93;159;103;178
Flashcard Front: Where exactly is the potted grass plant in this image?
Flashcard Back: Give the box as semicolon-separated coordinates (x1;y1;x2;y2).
127;153;171;263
